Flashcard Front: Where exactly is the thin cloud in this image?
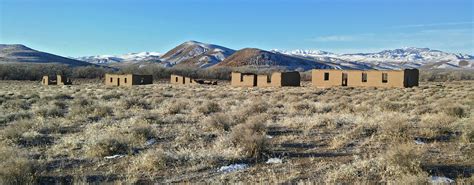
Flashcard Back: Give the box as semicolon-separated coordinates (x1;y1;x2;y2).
310;35;356;42
393;21;474;28
306;28;473;54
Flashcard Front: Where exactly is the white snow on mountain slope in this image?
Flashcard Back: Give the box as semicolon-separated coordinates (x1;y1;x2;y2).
273;48;474;70
159;40;235;68
76;52;162;64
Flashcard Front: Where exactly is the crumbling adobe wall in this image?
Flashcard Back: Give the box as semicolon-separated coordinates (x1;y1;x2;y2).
231;72;257;87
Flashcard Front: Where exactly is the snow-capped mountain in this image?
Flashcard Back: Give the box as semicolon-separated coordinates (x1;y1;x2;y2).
75;41;473;70
274;48;474;70
159;40;235;68
76;52;161;64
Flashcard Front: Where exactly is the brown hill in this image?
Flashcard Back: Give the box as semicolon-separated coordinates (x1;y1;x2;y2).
0;44;92;66
216;48;337;70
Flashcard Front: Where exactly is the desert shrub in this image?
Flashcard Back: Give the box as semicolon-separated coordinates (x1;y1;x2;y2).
35;105;66;118
2;99;31;110
313;103;333;113
163;100;188;114
290;102;316;115
242;100;268;116
330;123;378;149
381;101;407;112
203;113;234;132
94;106;114;118
442;104;469;118
53;94;73;100
418;113;457;139
376;113;412;141
130;148;170;172
1;120;35;143
121;98;150;109
86;137;131;157
0;144;37;184
101;92;123;100
130;123;155;142
196;102;221;115
74;98;94;107
229;115;269;160
0;112;32;124
326;143;427;183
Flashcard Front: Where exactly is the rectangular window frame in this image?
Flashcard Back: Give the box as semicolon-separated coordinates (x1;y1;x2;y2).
382;73;388;83
362;73;367;82
324;72;330;81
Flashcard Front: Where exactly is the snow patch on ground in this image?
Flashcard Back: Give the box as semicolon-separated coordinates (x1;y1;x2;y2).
266;158;283;164
217;164;248;173
104;154;125;159
430;176;454;184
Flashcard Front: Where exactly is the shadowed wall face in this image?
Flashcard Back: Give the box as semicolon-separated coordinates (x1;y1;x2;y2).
312;69;419;88
231;72;257;87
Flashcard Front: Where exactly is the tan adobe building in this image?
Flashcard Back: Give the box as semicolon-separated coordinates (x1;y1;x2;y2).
104;74;153;87
170;75;217;85
42;75;72;85
312;69;419;88
257;72;301;87
231;72;257;87
231;72;301;87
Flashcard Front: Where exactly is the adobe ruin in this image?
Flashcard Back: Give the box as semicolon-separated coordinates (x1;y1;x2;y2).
231;72;301;87
170;74;217;85
311;69;419;88
104;74;153;87
231;72;257;87
257;71;300;87
42;75;72;85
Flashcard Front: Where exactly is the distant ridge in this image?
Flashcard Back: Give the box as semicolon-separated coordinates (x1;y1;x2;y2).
160;40;235;68
4;42;473;70
0;44;92;66
217;48;339;70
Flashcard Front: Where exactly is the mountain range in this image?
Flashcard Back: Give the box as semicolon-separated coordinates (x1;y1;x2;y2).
1;41;473;70
0;44;91;66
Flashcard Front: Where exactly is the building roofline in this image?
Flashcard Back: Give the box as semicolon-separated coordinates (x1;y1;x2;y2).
311;69;418;72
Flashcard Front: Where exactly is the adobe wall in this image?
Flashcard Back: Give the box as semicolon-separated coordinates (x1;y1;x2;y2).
42;76;53;85
257;72;300;87
231;72;257;87
312;70;343;88
170;75;198;85
257;75;275;87
105;74;151;87
346;70;404;87
170;74;185;84
56;75;72;85
312;69;418;88
42;75;72;85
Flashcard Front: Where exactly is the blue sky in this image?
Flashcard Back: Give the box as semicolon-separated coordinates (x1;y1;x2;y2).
1;0;473;56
